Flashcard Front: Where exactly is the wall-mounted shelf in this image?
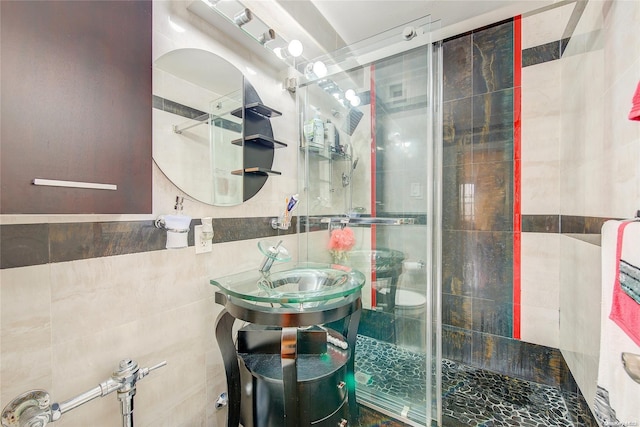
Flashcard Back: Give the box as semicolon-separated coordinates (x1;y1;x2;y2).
231;102;282;119
232;134;287;149
231;167;282;176
235;87;282;202
307;216;416;226
301;146;351;161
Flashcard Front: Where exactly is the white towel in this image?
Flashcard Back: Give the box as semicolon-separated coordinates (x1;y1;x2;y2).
595;220;640;426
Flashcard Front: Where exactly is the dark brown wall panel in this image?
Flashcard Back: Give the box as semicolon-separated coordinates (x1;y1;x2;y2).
1;1;152;214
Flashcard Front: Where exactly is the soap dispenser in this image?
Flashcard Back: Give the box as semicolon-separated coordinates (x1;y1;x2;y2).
155;196;192;249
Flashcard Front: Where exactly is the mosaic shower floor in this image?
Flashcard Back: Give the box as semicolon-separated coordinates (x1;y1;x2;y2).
354;335;596;427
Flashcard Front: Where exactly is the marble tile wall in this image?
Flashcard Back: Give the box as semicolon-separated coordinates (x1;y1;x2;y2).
441;3;616;389
442;18;517;369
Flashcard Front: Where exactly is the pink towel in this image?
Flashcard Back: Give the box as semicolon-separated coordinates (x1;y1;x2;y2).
609;220;640;346
629;80;640;121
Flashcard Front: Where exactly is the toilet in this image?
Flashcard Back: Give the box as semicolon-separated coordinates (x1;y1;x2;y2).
394;289;427;351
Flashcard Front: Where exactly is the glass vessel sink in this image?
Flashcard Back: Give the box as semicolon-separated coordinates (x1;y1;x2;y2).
210;262;365;305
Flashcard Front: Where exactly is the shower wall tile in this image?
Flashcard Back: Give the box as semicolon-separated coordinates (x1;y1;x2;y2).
521;2;575;49
442;293;472;329
442;164;474;231
442;230;513;302
472;20;514;95
521;233;560;311
471;161;514;232
520;305;559;348
521;57;561;216
561;215;612;234
443;97;473;168
521;113;561;164
472;89;514;164
442;326;473;365
471;231;513;302
522;41;563;67
442;20;519;382
522;159;561;214
522;215;560;233
442;161;513;232
471;332;573;389
471;298;513;338
521;58;562;121
443;34;472;102
442;230;474;297
558;235;601;406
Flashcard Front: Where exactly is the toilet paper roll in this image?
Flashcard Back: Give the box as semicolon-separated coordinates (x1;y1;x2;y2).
403;261;425;270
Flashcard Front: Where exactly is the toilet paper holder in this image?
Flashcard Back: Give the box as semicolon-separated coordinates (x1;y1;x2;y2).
403;260;425;270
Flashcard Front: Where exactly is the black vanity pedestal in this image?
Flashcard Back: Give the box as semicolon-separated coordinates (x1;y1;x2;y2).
214;291;361;427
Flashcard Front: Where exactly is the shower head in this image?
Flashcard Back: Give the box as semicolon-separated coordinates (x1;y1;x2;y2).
352;157;359;171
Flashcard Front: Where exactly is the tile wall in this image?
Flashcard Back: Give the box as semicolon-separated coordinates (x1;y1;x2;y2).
558;0;640;413
442;18;522;374
440;1;634;396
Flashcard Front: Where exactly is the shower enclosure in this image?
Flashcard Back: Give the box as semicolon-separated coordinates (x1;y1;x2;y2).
296;15;443;427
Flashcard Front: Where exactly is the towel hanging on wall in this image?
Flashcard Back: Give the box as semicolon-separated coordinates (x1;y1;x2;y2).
629;81;640;121
596;220;640;427
610;219;640;345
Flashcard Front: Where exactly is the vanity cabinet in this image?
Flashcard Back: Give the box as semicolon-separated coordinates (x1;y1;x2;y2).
0;1;152;214
237;328;350;427
210;262;364;427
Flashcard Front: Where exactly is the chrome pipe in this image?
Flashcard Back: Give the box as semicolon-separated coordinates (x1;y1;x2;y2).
55;378;121;415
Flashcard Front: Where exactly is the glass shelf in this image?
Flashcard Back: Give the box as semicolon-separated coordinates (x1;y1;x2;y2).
301;146;351;161
231;167;282;176
231;102;282;119
232;134;287;149
310;216;416;226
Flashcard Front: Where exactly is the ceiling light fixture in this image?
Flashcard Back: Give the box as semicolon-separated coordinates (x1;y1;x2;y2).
273;47;290;60
258;29;276;44
344;89;356;101
287;40;303;57
189;0;307;70
233;8;252;26
312;61;327;78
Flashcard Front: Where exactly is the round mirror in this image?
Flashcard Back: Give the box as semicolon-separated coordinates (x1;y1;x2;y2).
153;48;244;206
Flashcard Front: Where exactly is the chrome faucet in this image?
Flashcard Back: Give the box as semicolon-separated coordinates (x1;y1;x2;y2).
259;240;286;275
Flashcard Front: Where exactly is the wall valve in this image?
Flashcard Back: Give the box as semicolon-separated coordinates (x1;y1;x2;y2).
1;359;166;427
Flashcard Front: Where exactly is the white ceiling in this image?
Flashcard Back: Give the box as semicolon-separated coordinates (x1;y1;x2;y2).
308;0;546;44
269;0;562;59
310;0;509;44
203;0;570;70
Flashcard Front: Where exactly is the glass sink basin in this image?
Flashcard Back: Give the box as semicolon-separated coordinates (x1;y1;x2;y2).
210;262;365;304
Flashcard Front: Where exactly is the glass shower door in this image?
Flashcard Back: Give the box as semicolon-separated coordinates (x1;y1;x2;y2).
297;17;442;427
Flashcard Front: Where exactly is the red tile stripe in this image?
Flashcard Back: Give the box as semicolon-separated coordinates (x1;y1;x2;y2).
513;15;522;339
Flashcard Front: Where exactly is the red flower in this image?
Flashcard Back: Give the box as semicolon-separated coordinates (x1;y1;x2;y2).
328;227;356;251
